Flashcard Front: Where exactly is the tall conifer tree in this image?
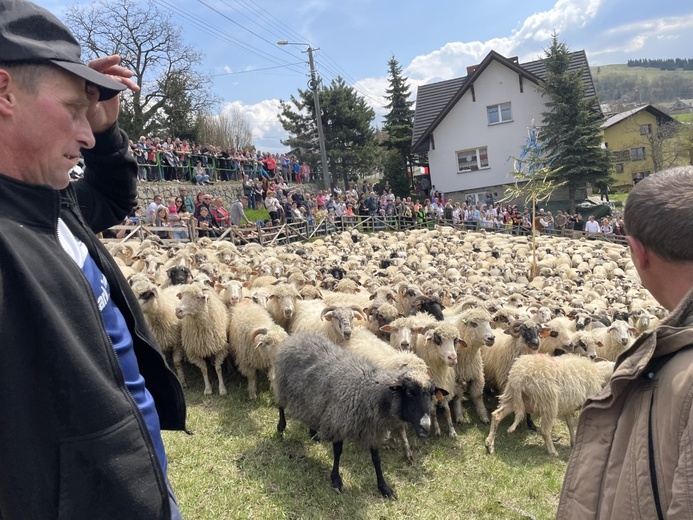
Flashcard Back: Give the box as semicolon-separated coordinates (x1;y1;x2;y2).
540;34;612;213
382;56;415;196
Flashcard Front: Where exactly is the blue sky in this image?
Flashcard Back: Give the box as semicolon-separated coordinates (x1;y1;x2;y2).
40;0;693;152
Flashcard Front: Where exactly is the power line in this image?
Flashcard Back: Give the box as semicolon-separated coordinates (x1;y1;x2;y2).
212;62;305;77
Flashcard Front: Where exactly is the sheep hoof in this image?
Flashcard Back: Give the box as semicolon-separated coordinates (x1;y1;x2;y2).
203;388;212;395
479;416;490;425
219;388;228;396
485;441;495;455
379;485;397;500
449;430;458;439
331;477;344;494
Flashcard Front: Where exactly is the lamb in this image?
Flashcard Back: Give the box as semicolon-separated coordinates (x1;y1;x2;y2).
449;308;496;424
131;280;186;386
482;319;541;393
589;320;638;361
228;301;288;399
485;355;614;456
175;284;230;395
273;332;439;499
412;321;461;438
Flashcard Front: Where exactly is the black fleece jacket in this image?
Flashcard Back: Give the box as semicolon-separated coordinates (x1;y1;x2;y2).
0;124;186;519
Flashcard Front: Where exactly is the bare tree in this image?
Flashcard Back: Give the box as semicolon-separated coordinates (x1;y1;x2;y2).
196;108;254;150
65;0;218;138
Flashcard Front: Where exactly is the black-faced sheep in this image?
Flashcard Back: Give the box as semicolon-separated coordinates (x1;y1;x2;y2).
482;319;541;393
273;332;440;499
485;355;614;456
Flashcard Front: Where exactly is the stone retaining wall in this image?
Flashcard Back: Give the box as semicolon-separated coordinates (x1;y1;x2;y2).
136;181;317;209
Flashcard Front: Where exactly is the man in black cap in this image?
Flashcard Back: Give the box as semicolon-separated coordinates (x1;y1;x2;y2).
0;1;186;518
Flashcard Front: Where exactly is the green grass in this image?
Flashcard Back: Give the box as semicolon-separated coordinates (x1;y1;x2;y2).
163;366;570;519
591;63;693;81
245;208;270;222
673;113;693;123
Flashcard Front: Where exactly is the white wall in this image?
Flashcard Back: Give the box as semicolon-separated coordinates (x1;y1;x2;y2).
427;60;546;194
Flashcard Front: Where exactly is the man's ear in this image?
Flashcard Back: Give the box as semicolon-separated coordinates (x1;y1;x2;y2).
0;69;15;116
626;236;650;271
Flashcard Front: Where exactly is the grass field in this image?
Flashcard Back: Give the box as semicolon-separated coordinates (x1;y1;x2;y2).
673;113;693;123
163;366;571;520
591;63;693;81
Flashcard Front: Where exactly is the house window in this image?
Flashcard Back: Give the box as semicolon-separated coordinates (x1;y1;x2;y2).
630;147;646;161
457;147;489;173
640;124;652;135
614;163;624;174
613;150;630;161
487;102;512;125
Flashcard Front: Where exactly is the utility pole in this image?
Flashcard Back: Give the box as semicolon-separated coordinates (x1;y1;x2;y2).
278;41;330;190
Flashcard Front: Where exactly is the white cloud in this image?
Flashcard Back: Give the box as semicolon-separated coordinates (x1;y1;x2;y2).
591;14;693;55
220;99;290;153
405;0;603;83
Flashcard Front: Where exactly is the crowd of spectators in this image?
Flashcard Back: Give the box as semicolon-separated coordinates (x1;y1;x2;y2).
130;135;312;185
112;175;626;243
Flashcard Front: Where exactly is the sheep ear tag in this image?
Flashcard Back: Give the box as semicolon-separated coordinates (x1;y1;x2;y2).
434;388;449;401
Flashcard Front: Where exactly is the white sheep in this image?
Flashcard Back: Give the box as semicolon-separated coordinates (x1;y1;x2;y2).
289;300;366;344
267;283;303;331
131;280;186;387
175;284;230;395
413;321;461;438
449;308;496;424
589;319;638;361
228;301;288;399
537;317;575;356
482;319;542;393
485;354;614;456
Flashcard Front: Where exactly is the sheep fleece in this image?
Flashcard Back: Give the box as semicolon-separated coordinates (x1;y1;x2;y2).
273;332;407;448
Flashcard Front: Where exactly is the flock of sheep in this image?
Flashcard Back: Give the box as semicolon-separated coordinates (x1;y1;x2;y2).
105;226;665;497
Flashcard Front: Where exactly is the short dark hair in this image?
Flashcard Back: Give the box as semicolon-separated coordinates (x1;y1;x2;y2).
624;166;693;262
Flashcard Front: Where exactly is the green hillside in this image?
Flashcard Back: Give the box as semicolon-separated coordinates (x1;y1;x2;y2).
591;64;693;105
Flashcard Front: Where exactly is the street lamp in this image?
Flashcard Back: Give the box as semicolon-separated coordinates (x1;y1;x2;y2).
278;40;330;190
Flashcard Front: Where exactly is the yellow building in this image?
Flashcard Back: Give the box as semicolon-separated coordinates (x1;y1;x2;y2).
601;105;688;187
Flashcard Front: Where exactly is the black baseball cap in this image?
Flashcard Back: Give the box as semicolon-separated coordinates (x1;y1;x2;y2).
0;0;126;100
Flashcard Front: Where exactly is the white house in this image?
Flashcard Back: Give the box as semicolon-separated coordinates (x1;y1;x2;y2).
411;50;598;205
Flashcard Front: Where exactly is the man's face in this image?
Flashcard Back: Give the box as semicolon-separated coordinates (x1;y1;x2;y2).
9;67;96;189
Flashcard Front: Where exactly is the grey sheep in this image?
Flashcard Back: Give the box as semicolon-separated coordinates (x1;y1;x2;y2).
273;332;441;499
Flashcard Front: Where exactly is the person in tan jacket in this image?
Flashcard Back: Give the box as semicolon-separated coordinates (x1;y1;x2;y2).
557;165;693;519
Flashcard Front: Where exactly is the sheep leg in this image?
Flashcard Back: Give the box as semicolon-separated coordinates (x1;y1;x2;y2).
214;352;228;396
277;407;287;436
399;424;413;462
371;448;397;499
526;414;537;432
540;415;559;456
452;395;467;425
441;400;457;439
431;400;441;437
485;402;513;455
565;413;577;447
469;378;489;424
190;356;213;395
172;346;187;388
330;441;344;494
246;368;258;400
